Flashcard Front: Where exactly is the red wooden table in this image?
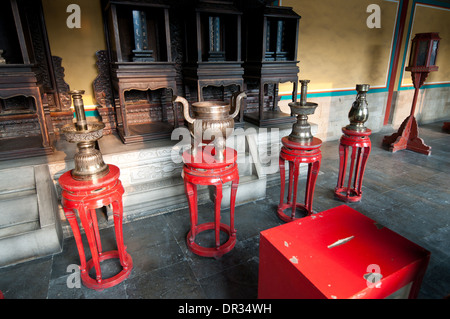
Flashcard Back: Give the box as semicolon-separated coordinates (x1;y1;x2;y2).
259;205;430;299
182;146;239;258
278;137;322;222
59;164;132;290
335;128;372;202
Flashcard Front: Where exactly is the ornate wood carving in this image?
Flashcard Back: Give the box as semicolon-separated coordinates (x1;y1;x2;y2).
93;50;117;135
52;56;71;110
102;0;179;143
0;115;40;139
93;50;115;109
0;2;53;160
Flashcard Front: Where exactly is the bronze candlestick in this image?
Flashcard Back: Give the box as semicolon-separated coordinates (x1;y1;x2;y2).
61;90;109;180
287;80;318;143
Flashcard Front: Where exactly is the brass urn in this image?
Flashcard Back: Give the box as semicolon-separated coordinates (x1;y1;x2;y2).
173;92;247;161
346;84;370;132
287;80;318;143
61;90;109;180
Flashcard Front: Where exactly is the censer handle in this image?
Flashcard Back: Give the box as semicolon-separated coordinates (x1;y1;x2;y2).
173;96;194;124
230;92;247;119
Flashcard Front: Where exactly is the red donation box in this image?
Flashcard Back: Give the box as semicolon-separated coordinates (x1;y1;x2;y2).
258;205;430;299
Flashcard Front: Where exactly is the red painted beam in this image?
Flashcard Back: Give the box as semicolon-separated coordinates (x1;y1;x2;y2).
384;0;410;125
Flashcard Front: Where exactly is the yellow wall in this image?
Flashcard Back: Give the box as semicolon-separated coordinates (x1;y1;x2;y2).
41;0;106;108
281;0;399;93
278;0;449;130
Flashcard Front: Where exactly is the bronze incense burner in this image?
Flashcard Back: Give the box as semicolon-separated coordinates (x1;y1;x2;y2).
173;92;247;161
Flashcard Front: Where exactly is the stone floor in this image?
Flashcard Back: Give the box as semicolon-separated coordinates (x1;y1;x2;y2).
0;121;448;299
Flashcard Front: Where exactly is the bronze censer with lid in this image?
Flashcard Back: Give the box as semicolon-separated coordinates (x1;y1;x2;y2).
173;92;247;161
61;90;109;180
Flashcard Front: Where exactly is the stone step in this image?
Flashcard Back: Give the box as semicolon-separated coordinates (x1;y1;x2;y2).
0;166;35;197
0;165;40;239
0;165;63;268
0;193;39;239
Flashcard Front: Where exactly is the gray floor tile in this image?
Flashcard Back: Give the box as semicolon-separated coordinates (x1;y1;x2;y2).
126;261;205;299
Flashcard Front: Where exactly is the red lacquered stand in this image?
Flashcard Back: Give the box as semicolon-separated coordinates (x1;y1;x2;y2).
383;66;433;155
335;128;372;202
59;164;132;290
182;146;239;258
382;111;431;155
278;137;322;222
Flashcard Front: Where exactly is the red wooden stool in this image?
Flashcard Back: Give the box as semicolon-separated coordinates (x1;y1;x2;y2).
335;128;372;202
182;146;239;258
278;137;322;222
59;164;132;290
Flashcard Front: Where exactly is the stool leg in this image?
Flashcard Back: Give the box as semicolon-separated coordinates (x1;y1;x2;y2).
78;206;102;283
215;183;223;249
346;146;357;197
337;143;347;189
89;208;103;256
305;162;312;213
291;161;300;219
64;208;87;273
279;156;285;205
306;159;321;215
337;143;345;189
357;145;371;196
230;179;239;236
352;147;363;194
185;180;198;243
112;199;129;269
287;161;294;204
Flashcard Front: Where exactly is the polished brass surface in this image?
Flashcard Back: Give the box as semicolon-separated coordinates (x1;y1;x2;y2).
69;90;88;131
173;92;247;161
346;84;370;132
287;80;318;143
62;90;109;181
191;101;232;121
